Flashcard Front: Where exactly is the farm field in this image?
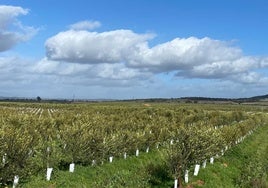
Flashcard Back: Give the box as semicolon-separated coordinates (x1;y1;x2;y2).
0;101;267;187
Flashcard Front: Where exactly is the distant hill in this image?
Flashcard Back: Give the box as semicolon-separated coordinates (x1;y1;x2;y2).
180;94;268;103
136;94;268;104
0;94;268;103
239;94;268;102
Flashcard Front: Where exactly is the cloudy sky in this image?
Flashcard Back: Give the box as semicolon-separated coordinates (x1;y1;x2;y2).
0;0;268;99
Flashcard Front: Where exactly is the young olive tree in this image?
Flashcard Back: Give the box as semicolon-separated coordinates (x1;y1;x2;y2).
165;125;225;187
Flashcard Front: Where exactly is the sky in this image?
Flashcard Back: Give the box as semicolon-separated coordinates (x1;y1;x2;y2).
0;0;268;99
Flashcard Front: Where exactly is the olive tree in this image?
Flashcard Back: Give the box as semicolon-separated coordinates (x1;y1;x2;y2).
165;125;224;187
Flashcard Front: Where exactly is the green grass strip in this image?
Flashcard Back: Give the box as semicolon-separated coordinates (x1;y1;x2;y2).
189;124;268;188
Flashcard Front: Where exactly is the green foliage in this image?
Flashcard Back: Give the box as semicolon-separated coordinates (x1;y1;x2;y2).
165;125;225;182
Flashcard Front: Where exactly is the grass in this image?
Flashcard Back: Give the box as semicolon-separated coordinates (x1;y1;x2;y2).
22;150;172;188
189;124;268;188
21;124;268;188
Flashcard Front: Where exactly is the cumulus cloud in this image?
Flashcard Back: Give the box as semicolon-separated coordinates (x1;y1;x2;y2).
45;29;154;63
69;20;101;30
32;58;61;74
33;58;149;81
92;63;151;80
176;57;259;79
0;5;37;52
46;32;244;71
45;27;268;85
0;5;28;28
127;37;242;70
231;72;268;85
0;56;33;85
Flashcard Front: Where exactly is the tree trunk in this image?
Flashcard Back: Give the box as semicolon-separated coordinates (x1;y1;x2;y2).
178;176;183;188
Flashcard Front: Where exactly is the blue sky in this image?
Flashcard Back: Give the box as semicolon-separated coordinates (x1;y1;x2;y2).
0;0;268;99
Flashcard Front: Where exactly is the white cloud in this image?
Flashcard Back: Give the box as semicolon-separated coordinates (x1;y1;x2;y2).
69;20;101;30
0;56;34;85
45;29;154;64
33;58;150;81
127;37;242;71
1;54;267;99
177;57;259;79
32;58;61;74
259;57;268;68
0;5;37;52
237;72;262;84
0;5;28;29
45;32;246;74
45;29;268;85
231;72;268;85
93;63;151;80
